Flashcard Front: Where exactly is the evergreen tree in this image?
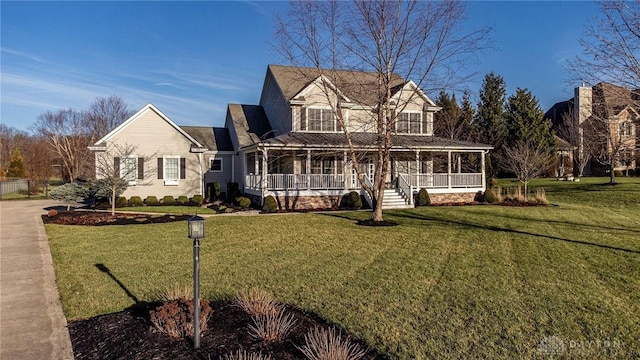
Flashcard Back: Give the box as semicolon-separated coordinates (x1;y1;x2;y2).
6;148;26;178
460;90;476;141
435;91;463;140
475;72;508;178
505;88;555;152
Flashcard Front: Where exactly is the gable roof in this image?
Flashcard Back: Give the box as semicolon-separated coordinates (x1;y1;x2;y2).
267;64;413;107
592;82;639;119
227;104;273;148
180;126;234;152
92;103;204;148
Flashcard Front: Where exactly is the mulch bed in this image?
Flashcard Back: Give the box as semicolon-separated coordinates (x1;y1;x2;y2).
68;300;382;360
42;212;192;226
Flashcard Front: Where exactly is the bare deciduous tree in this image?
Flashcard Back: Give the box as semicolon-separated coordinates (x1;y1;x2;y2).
275;0;489;222
93;143;153;215
35;109;95;182
502;139;554;199
22;136;54;193
567;0;640;89
557;107;590;177
87;95;133;139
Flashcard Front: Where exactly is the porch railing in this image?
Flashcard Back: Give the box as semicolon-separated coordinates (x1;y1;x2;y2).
246;174;349;191
245;172;483;192
403;173;482;189
397;174;414;205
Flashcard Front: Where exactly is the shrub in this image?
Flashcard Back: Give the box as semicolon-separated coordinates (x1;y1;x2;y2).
47;209;58;217
484;188;499;204
614;170;624;178
50;183;89;211
222;350;272;360
238;196;251;208
262;195;278;213
116;196;128;208
145;196;159;206
234;288;281;317
176;195;189;205
162;195;175;205
128;196;143;206
213;182;221;200
298;326;367;360
473;190;484;202
343;191;362;210
416;188;430;206
227;182;240;202
149;298;212;338
248;308;297;343
191;194;203;205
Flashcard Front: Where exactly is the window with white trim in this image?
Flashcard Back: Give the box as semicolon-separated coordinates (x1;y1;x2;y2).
121;156;138;185
309;157;342;174
305;108;340;132
210;158;222;172
396;112;422;134
164;156;180;185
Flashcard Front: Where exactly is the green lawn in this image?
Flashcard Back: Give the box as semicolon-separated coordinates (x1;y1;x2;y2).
47;177;640;359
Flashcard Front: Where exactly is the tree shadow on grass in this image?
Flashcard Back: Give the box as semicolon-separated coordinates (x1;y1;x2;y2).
455;207;640;234
390;210;640;255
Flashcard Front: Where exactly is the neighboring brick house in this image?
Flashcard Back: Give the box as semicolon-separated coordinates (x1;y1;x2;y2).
91;65;493;209
546;82;639;176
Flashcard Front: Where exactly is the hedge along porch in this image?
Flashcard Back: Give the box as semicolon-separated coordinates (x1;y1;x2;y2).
241;132;491;209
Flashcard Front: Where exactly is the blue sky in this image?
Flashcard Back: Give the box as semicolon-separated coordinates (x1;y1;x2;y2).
1;1;598;132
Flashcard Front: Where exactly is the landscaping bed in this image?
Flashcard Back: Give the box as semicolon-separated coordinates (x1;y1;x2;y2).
68;300;380;360
43;211;191;226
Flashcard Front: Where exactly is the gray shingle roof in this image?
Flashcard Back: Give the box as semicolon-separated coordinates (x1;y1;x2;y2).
180;126;234;152
267;64;408;106
227;104;273;148
260;132;492;150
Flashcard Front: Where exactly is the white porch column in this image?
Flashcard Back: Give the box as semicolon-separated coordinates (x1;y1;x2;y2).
457;153;462;173
415;150;420;187
447;151;452;189
481;150;486;189
343;151;348;190
262;149;268;192
306;149;311;190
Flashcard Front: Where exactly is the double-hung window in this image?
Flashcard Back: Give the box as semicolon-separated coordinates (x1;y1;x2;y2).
619;121;632;137
164;156;180;185
120;156;138;185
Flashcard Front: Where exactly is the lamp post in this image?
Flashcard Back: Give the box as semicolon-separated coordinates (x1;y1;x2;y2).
187;214;205;349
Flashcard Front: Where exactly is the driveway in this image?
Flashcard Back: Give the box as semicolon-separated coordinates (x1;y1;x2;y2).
0;200;74;359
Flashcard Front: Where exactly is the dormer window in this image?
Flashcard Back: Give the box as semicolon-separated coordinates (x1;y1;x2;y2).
302;107;342;132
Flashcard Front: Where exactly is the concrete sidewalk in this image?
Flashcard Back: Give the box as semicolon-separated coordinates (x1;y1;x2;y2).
0;200;74;359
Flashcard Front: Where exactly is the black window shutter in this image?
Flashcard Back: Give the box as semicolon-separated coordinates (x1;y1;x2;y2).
180;158;186;179
138;158;144;179
114;157;120;178
157;158;163;179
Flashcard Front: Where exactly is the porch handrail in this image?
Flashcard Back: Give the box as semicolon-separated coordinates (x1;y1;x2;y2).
361;175;374;208
397;174;413;205
402;173;483;189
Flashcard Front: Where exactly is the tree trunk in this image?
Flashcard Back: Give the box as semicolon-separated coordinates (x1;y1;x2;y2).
610;164;616;184
111;190;116;216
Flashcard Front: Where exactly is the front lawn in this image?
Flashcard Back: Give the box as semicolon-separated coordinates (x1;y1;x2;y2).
47;177;640;359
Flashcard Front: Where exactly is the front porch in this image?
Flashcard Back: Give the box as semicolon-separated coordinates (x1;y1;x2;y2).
243;148;487;208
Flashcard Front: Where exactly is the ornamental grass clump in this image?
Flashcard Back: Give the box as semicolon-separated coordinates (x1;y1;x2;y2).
534;187;549;205
155;284;193;302
234;288;281;317
222;350;272;360
298;326;367;360
248;308;297;343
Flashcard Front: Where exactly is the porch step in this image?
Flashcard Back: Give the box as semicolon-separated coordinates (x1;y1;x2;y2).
381;189;413;209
